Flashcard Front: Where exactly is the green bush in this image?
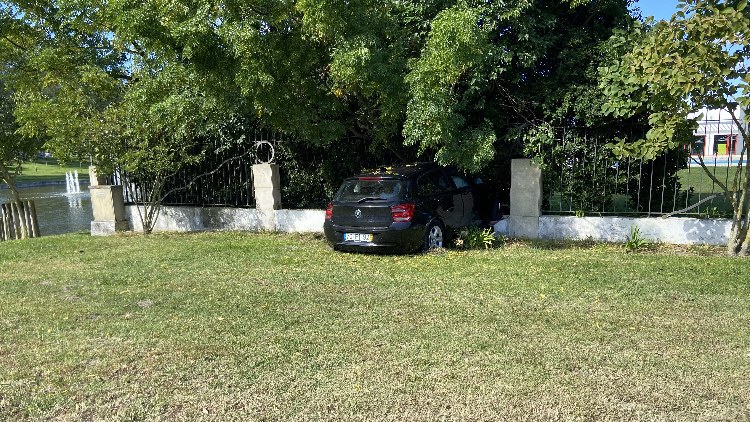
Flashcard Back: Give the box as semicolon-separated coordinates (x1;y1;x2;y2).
454;226;498;249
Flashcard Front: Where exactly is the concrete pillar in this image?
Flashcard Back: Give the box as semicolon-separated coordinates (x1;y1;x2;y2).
88;165;108;186
252;163;281;231
89;166;128;235
508;159;542;239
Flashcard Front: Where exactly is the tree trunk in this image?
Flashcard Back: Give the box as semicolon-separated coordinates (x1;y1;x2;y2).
738;203;750;256
0;160;22;204
738;149;750;256
721;111;750;256
129;172;166;235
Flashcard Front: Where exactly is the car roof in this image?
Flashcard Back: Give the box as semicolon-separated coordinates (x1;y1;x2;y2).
353;162;441;180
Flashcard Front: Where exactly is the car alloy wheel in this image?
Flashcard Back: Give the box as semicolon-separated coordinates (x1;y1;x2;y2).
424;220;445;251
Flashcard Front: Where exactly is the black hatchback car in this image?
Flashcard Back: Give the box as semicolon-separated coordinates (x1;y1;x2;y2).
324;162;499;253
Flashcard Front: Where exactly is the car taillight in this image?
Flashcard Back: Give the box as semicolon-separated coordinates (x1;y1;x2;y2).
391;202;415;222
325;202;333;220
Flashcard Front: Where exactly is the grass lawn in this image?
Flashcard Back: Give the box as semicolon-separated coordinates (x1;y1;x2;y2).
1;233;749;420
678;165;740;194
676;166;740;217
4;159;89;185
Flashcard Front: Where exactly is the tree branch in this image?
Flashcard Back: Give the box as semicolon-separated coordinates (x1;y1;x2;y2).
694;155;730;198
159;153;248;202
2;35;28;52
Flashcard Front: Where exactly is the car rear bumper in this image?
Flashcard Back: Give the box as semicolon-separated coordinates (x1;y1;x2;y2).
324;221;424;253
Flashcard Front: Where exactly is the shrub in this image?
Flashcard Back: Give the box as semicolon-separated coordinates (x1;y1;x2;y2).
454;226;497;249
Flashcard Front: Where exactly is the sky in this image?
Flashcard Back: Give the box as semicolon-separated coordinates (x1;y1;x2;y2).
631;0;681;21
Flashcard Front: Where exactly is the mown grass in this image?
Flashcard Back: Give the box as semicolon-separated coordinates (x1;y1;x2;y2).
676;166;742;217
5;159;88;185
1;233;749;420
678;165;740;194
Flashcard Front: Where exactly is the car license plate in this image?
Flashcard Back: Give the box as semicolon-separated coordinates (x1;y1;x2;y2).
344;233;373;242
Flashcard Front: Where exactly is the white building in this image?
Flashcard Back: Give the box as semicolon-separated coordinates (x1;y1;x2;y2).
688;107;746;158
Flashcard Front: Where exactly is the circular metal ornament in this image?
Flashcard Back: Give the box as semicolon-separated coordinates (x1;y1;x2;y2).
254;140;276;164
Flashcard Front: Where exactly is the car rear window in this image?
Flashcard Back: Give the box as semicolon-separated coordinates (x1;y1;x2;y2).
335;179;407;202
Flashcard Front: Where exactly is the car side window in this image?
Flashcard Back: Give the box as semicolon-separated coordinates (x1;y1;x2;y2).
451;175;469;189
417;170;450;196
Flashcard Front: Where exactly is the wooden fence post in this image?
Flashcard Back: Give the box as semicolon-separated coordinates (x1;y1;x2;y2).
0;204;5;241
19;202;28;239
4;203;15;240
0;201;40;240
23;202;31;238
2;203;10;240
29;201;40;238
10;202;22;239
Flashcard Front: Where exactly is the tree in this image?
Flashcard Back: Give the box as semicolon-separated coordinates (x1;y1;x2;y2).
0;80;43;239
403;0;636;172
1;1;240;234
0;80;38;202
600;0;750;255
0;4;43;210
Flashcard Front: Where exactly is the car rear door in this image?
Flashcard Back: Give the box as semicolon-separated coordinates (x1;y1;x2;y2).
416;169;463;228
449;173;477;227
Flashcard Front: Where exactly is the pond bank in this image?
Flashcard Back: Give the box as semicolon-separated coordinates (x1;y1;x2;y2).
1;178;90;190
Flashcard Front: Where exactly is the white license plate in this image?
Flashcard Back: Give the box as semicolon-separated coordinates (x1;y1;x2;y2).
344;233;373;242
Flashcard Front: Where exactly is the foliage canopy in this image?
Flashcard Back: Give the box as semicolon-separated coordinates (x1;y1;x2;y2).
2;0;636;170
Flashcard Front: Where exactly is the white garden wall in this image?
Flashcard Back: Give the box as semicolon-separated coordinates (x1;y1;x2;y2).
125;205;324;234
537;216;731;245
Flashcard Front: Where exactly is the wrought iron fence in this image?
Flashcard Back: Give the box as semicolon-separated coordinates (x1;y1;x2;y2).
110;129;284;208
539;130;743;218
275;135;409;210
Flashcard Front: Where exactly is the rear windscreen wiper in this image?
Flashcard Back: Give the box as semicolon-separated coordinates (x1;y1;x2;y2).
356;197;386;203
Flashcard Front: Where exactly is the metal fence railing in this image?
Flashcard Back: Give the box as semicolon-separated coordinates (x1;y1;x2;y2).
110;129;284;208
539;133;744;218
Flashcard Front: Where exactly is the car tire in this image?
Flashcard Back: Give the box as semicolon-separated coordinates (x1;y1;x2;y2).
422;219;446;252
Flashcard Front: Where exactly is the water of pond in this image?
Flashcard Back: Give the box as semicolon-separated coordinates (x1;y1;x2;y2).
0;184;92;236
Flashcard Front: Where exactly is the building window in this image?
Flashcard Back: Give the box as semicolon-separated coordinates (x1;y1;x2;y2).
713;134;738;155
691;136;705;155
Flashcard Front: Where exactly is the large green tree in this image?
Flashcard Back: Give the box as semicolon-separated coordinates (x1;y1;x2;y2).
0;79;43;240
1;0;243;233
404;0;635;172
600;0;750;255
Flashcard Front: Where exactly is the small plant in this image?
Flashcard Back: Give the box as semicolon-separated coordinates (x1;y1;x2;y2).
574;209;586;218
624;225;649;253
700;206;722;219
455;226;497;249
